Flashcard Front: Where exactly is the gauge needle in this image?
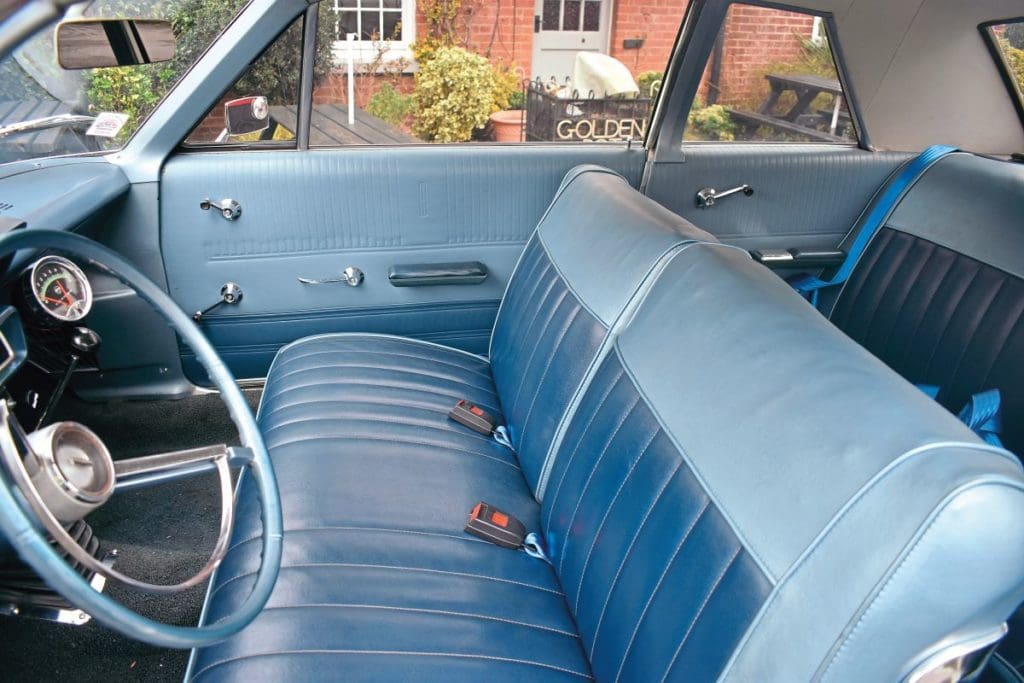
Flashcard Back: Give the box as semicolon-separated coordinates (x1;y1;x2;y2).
56;280;75;307
43;296;65;305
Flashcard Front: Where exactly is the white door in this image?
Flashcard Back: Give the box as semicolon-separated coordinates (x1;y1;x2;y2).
532;0;611;83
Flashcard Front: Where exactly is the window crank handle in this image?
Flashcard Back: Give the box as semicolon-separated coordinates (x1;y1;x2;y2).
695;184;754;209
200;198;242;221
193;282;243;322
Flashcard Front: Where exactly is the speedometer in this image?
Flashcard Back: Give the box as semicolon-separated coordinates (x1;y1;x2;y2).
26;256;93;323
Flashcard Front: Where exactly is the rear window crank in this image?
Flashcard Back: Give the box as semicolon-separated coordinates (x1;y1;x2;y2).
695;184;754;209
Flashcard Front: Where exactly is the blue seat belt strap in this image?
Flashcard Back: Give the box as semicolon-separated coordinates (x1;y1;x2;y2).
917;384;1004;448
789;144;958;296
957;389;1004;448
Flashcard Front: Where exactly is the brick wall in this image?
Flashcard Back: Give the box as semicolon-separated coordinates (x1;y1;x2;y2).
714;5;814;106
609;0;689;76
461;0;536;68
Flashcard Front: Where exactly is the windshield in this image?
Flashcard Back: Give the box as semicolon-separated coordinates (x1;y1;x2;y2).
0;0;248;165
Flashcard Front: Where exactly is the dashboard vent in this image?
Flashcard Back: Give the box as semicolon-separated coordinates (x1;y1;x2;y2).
0;202;12;213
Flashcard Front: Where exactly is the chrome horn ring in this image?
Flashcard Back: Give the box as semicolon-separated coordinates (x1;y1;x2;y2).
0;401;236;594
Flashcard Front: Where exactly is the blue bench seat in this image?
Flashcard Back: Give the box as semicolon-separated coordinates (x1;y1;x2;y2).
191;165;1024;683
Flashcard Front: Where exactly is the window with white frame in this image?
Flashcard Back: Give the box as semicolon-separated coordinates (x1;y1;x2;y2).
331;0;416;62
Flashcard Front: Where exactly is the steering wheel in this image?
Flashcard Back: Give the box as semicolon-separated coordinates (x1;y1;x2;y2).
0;229;282;648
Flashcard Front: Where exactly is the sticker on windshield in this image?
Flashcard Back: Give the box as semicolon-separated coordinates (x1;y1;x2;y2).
86;113;130;138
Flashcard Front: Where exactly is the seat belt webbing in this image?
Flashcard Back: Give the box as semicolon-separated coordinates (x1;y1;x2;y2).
918;385;1005;449
789;144;958;296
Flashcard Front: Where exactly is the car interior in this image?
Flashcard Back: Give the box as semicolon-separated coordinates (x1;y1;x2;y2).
0;0;1022;681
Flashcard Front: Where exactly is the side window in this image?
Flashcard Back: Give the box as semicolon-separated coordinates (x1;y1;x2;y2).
685;4;857;144
312;0;685;145
185;12;315;145
983;20;1024;117
188;0;685;147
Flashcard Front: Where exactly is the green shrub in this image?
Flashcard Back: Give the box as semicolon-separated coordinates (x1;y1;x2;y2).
85;66;169;142
170;0;334;103
491;62;523;112
686;95;735;141
83;0;334;140
637;70;663;98
507;90;526;110
1003;42;1024;92
413;46;496;142
366;82;417;125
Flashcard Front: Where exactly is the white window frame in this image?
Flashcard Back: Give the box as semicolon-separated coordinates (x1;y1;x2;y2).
329;0;417;67
810;16;825;46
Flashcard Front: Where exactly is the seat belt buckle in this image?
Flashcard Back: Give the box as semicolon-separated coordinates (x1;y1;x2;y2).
449;399;496;435
465;502;526;549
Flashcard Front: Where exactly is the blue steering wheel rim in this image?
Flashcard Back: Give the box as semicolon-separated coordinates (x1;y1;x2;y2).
0;229;282;648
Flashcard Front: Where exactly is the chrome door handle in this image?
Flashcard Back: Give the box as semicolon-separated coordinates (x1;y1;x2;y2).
298;266;364;287
695;184;753;209
200;198;242;221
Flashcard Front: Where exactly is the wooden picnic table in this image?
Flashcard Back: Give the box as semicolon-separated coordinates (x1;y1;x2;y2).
726;73;852;143
271;103;418;145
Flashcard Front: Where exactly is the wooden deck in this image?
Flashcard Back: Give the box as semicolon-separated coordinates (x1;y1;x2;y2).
271;103;419;145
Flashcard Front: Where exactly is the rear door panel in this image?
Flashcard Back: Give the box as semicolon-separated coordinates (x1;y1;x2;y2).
161;145;645;382
644;145;911;252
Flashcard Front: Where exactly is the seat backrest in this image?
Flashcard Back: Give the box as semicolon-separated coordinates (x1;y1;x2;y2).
540;240;1024;682
488;165;714;495
826;152;1024;454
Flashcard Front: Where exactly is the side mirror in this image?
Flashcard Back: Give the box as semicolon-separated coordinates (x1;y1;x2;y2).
56;19;175;70
224;96;270;137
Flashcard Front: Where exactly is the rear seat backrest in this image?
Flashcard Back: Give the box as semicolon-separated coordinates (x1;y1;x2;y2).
540;241;1024;682
488;164;714;495
826;153;1024;453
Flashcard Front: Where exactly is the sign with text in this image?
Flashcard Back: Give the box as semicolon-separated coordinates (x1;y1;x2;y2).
525;83;653;143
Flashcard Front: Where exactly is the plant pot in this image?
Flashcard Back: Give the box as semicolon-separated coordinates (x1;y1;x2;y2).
490;110;525;142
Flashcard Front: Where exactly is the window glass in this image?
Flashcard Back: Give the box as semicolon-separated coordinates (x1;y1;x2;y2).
185;13;309;145
985;21;1024;114
309;0;682;145
0;0;249;164
685;4;857;144
191;0;685;147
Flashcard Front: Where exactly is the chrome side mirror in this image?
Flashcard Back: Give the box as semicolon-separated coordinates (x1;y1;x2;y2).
224;96;270;138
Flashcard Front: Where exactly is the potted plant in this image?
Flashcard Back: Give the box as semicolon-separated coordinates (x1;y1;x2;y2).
489;64;525;142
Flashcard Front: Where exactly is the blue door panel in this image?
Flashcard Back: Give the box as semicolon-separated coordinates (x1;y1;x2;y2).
644;145;911;251
160;145;645;382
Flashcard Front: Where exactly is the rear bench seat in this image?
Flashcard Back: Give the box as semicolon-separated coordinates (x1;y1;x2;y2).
820;151;1024;454
191;167;1024;682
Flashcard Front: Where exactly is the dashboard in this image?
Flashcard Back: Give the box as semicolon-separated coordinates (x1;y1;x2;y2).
0;254;98;430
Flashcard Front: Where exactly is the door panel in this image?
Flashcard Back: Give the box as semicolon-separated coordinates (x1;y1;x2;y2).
644;145;912;252
160;145;644;383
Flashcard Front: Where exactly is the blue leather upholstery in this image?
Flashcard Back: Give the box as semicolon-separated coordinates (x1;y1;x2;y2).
541;348;771;682
161;147;646;382
489;164;711;494
825;153;1024;454
191;166;712;680
193;166;1024;682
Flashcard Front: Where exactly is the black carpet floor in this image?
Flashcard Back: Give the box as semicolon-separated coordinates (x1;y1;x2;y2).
0;389;260;683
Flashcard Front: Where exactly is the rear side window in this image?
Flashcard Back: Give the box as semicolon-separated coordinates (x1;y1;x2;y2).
683;3;857;144
983;21;1024;121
